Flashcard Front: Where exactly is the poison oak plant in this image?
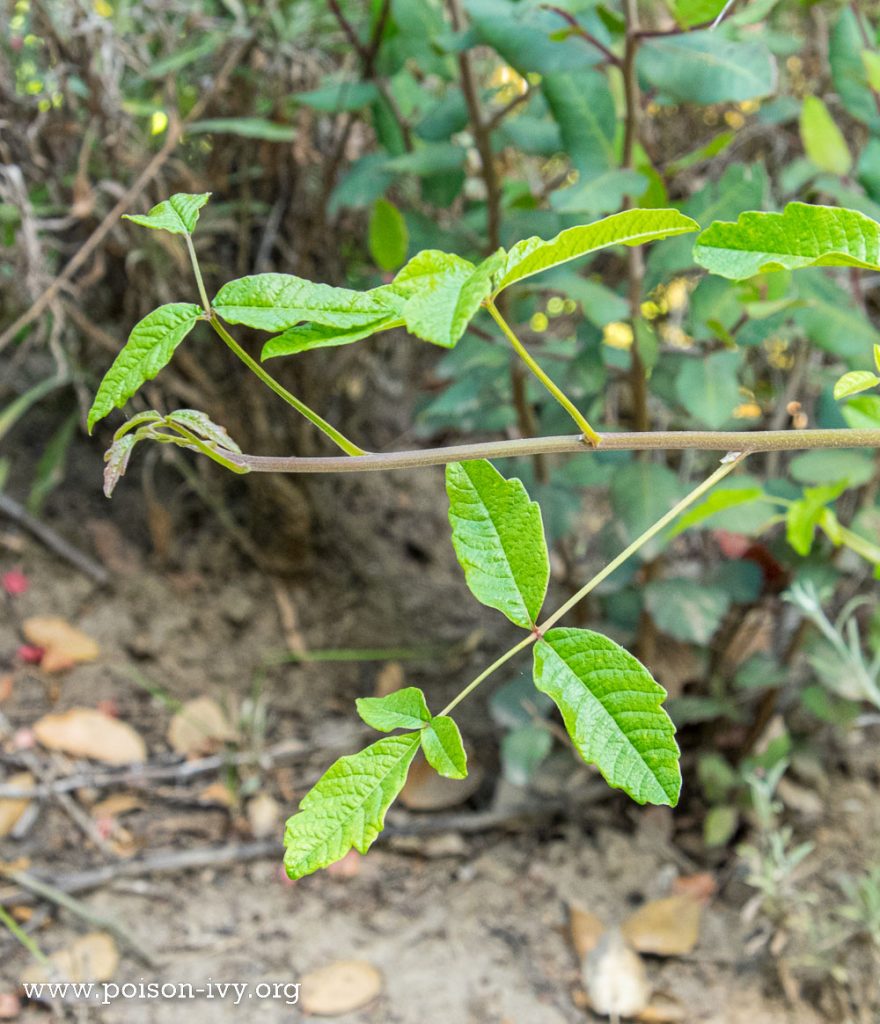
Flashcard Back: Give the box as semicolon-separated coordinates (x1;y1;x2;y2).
89;193;880;878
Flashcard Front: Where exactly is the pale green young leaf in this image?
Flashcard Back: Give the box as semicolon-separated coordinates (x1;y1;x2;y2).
800;96;852;176
446;459;549;629
669;486;765;536
356;687;431;732
833;370;880;400
283;733;420;880
123;193;211;236
87;303;202;432
212;274;400;332
389;250;504;348
693;202;880;279
492;208;698;295
103;434;138;498
785;481;849;556
368;198;409;272
533;628;681;806
261;315;404;359
874;344;880;374
421;716;467;779
165;410;242;453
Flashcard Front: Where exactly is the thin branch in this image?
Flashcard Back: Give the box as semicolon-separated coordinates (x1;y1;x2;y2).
541;6;621;66
217;429;880;475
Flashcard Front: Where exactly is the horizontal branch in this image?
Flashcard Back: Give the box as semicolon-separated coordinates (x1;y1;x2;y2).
222;429;880;475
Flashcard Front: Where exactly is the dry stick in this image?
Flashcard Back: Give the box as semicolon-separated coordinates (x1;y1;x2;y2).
7;870;157;968
0;735;359;800
219;428;880;475
0;34;253;354
0;492;109;585
622;0;649;435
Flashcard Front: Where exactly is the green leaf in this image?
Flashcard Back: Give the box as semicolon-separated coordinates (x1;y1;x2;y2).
368;198;409;272
212;274;399;332
165;409;242;453
446;459;549;629
283;733;420;880
842;394;880;429
186;118;297;142
790;449;875;488
543;69;616;176
102;434;138;498
533;628;680;806
262;315;403;359
356;687;432;732
87;303;202;432
501;724;553;785
800;96;852;177
493;209;698;295
123;193;211;236
421;716;468;779
637;31;777;104
388;250;503;348
786;482;848;557
643;579;730;645
670;485;765;535
610;462;686;558
830;8;880;131
834;370;880;400
674;351;742;429
693;202;880;279
295;81;379;112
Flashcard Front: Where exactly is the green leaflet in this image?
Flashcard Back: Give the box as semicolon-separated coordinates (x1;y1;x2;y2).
693;202;880;279
421;716;468;779
283;733;420;880
834;371;880;400
123;193;211;236
800;96;852;177
670;485;765;535
388;250;504;348
261;316;403;359
533;628;681;807
637;31;777;105
87;303;203;432
369;198;409;271
446;459;549;629
103;434;138;498
212;274;399;332
356;687;432;731
786;481;848;557
492;208;699;295
164;409;242;452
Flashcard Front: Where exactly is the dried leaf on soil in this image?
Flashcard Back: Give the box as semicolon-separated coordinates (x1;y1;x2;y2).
33;708;147;764
167;696;237;756
21;616;100;673
247;792;281;838
583;928;650;1019
569;905;606;960
622;895;703;957
21;932;119;985
0;773;33;838
398;754;481;810
300;960;383;1016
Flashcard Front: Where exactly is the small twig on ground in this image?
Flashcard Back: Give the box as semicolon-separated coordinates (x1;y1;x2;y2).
0;492;109;585
7;870;157;968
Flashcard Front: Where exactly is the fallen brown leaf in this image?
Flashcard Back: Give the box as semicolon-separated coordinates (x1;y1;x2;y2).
90;793;142;819
198;782;235;808
622;895;702;957
399;755;481;811
167;696;237;756
300;960;383;1016
0;774;33;839
21;617;100;673
374;662;404;698
0;992;20;1019
569;905;606;960
671;872;716;904
246;792;280;839
637;993;687;1022
33;708;147;764
21;932;119;985
583;928;649;1019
